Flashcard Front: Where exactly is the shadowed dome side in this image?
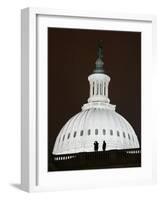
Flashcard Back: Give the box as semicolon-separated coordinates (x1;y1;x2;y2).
53;108;140;155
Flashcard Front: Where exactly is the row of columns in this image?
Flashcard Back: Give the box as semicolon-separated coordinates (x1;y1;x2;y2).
90;81;108;97
54;155;76;161
126;150;140;154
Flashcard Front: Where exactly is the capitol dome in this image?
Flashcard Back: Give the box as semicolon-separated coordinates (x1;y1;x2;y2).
53;42;140;156
53;108;139;155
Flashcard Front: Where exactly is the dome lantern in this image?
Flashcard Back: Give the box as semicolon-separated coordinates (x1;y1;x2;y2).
83;41;113;110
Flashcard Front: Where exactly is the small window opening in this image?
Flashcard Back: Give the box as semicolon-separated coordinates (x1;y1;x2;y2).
73;131;77;137
103;129;106;135
80;130;83;136
123;132;126;138
128;134;131;140
117;131;120;136
67;133;70;139
95;129;98;135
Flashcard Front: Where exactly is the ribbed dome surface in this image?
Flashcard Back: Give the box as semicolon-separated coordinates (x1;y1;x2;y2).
53;108;140;155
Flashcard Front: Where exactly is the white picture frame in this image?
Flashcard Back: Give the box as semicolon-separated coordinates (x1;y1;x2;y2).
21;7;156;192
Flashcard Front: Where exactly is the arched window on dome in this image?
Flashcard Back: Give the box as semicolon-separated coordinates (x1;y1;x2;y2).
95;129;98;135
103;129;106;135
128;133;131;140
88;129;91;135
80;130;83;136
67;133;70;139
73;131;77;137
123;132;126;138
62;135;65;141
110;129;113;136
117;131;120;137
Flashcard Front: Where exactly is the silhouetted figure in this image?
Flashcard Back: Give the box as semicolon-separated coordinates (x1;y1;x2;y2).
102;141;106;151
94;141;99;151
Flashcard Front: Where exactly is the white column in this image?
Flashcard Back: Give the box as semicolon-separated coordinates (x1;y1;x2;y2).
90;81;92;97
106;83;108;98
94;80;97;95
101;81;103;95
100;82;102;95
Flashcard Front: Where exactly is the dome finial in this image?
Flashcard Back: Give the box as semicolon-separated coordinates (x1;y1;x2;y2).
93;40;105;74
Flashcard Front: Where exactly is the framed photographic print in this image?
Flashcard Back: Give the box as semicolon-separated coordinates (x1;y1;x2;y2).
21;8;156;192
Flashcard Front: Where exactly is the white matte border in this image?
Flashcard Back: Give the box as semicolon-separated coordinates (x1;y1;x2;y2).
37;14;154;189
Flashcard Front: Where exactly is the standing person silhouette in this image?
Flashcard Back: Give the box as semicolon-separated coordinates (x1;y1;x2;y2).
94;141;99;151
102;141;106;151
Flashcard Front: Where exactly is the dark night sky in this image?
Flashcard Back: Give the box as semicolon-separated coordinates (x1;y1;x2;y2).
48;28;141;170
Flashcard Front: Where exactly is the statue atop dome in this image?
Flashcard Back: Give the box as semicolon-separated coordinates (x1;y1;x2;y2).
93;40;105;74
